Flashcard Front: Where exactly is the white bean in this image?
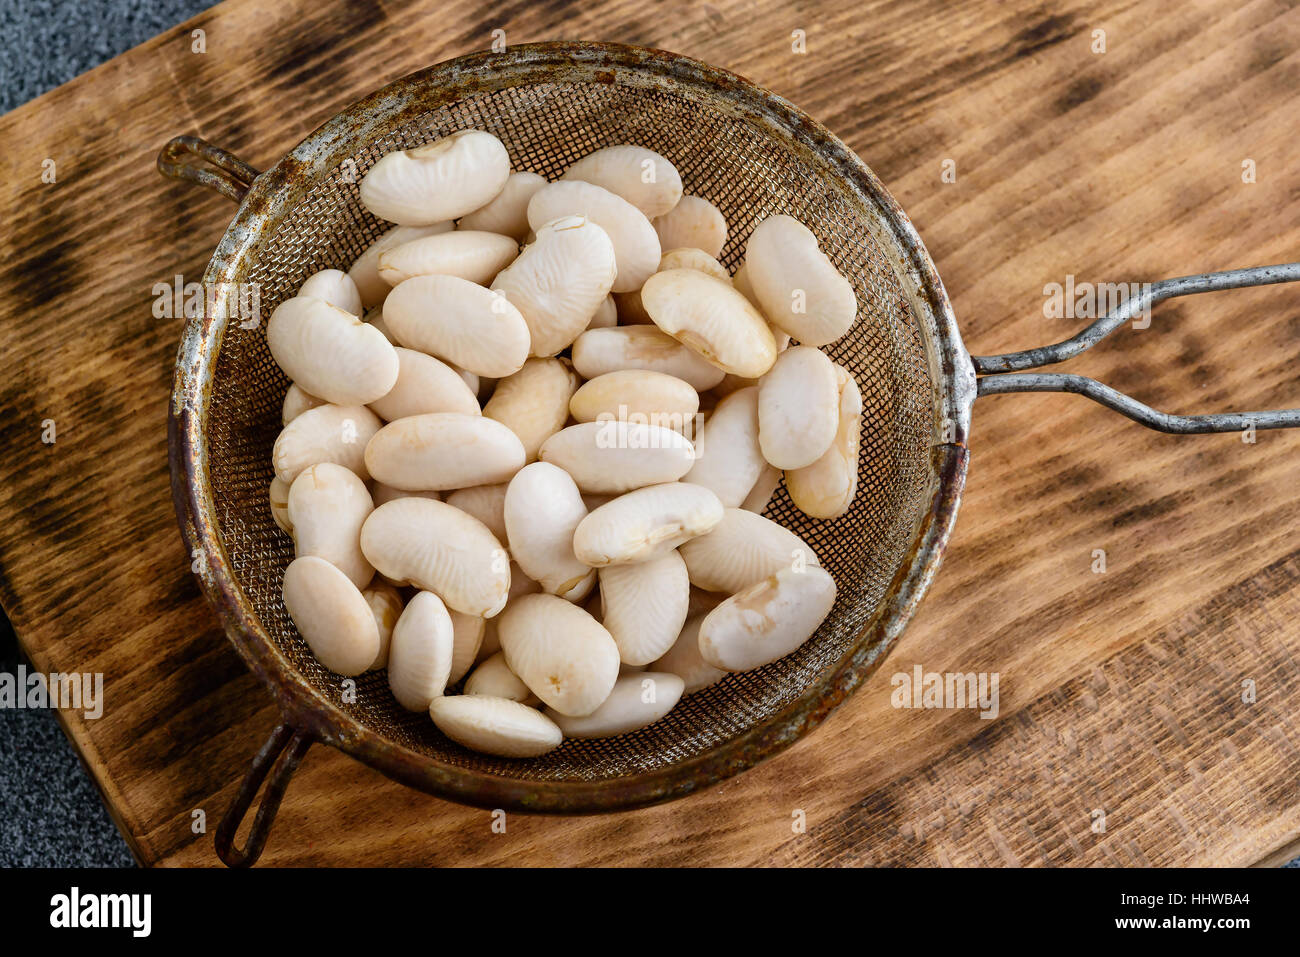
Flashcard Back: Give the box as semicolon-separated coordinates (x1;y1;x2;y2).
359;130;510;225
299;268;362;315
383;274;530;379
679;507;820;593
287;463;375;589
598;550;690;665
698;565;837;672
527;181;660;293
444;483;509;545
387;591;455;711
362;581;403;670
568;369;699;430
491;215;617;356
464;651;540;704
732;261;791;351
272;404;381;484
498;593;620;716
572;482;724;566
571;326;725;391
653;195;727;258
650;615;726;694
476;562;541;663
448;611;485;685
266;296;398;406
757;346;840;469
377;230;519;286
364;413;525;491
282;556;379;676
785;364;861;519
281;383;325;425
503;462;595;601
368;347;482;421
744;215;857;346
459;170;548;239
538;421;695;494
584;294;618;330
429;694;562;757
348;223;453;309
682;387;765;507
740;464;782;514
359;497;510;617
545;672;684;738
482;357;579;462
641;269;777;378
561;145;683;219
657;247;730;282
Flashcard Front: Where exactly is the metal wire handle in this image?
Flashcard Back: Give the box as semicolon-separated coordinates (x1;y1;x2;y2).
971;263;1300;433
213;723;314;867
158;135;260;203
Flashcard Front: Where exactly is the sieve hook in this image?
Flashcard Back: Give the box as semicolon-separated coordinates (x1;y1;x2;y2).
971;262;1300;434
157;135;261;203
214;722;314;867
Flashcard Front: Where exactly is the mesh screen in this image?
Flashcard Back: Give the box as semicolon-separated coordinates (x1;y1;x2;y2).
203;80;937;782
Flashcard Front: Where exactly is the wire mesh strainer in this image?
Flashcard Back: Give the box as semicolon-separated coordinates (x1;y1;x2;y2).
158;42;1300;866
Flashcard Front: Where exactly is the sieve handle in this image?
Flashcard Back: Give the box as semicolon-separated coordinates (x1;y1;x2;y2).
214;722;314;867
157;135;261;203
970;262;1300;433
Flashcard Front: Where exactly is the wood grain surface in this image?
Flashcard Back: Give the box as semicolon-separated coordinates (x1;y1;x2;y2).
2;0;1299;867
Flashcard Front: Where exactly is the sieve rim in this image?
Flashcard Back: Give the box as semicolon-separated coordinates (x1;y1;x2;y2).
168;41;973;814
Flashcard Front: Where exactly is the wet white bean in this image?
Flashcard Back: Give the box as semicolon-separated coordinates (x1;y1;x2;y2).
698;565;837;672
359;497;510;617
272;404;381;484
785;364;862;519
572;482;724;566
571;325;725;391
287;462;375;589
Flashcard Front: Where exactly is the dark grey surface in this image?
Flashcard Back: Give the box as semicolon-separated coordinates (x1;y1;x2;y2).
0;616;134;866
0;0;210;112
0;0;1296;870
0;0;213;868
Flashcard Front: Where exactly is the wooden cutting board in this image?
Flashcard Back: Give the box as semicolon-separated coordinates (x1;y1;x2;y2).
3;0;1299;867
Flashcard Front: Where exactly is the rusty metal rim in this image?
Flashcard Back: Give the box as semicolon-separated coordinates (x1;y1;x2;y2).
166;41;972;816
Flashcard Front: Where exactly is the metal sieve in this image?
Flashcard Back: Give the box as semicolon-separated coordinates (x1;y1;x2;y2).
157;41;1300;866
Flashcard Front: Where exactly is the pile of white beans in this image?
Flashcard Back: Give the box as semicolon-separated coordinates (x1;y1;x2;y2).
265;129;863;758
